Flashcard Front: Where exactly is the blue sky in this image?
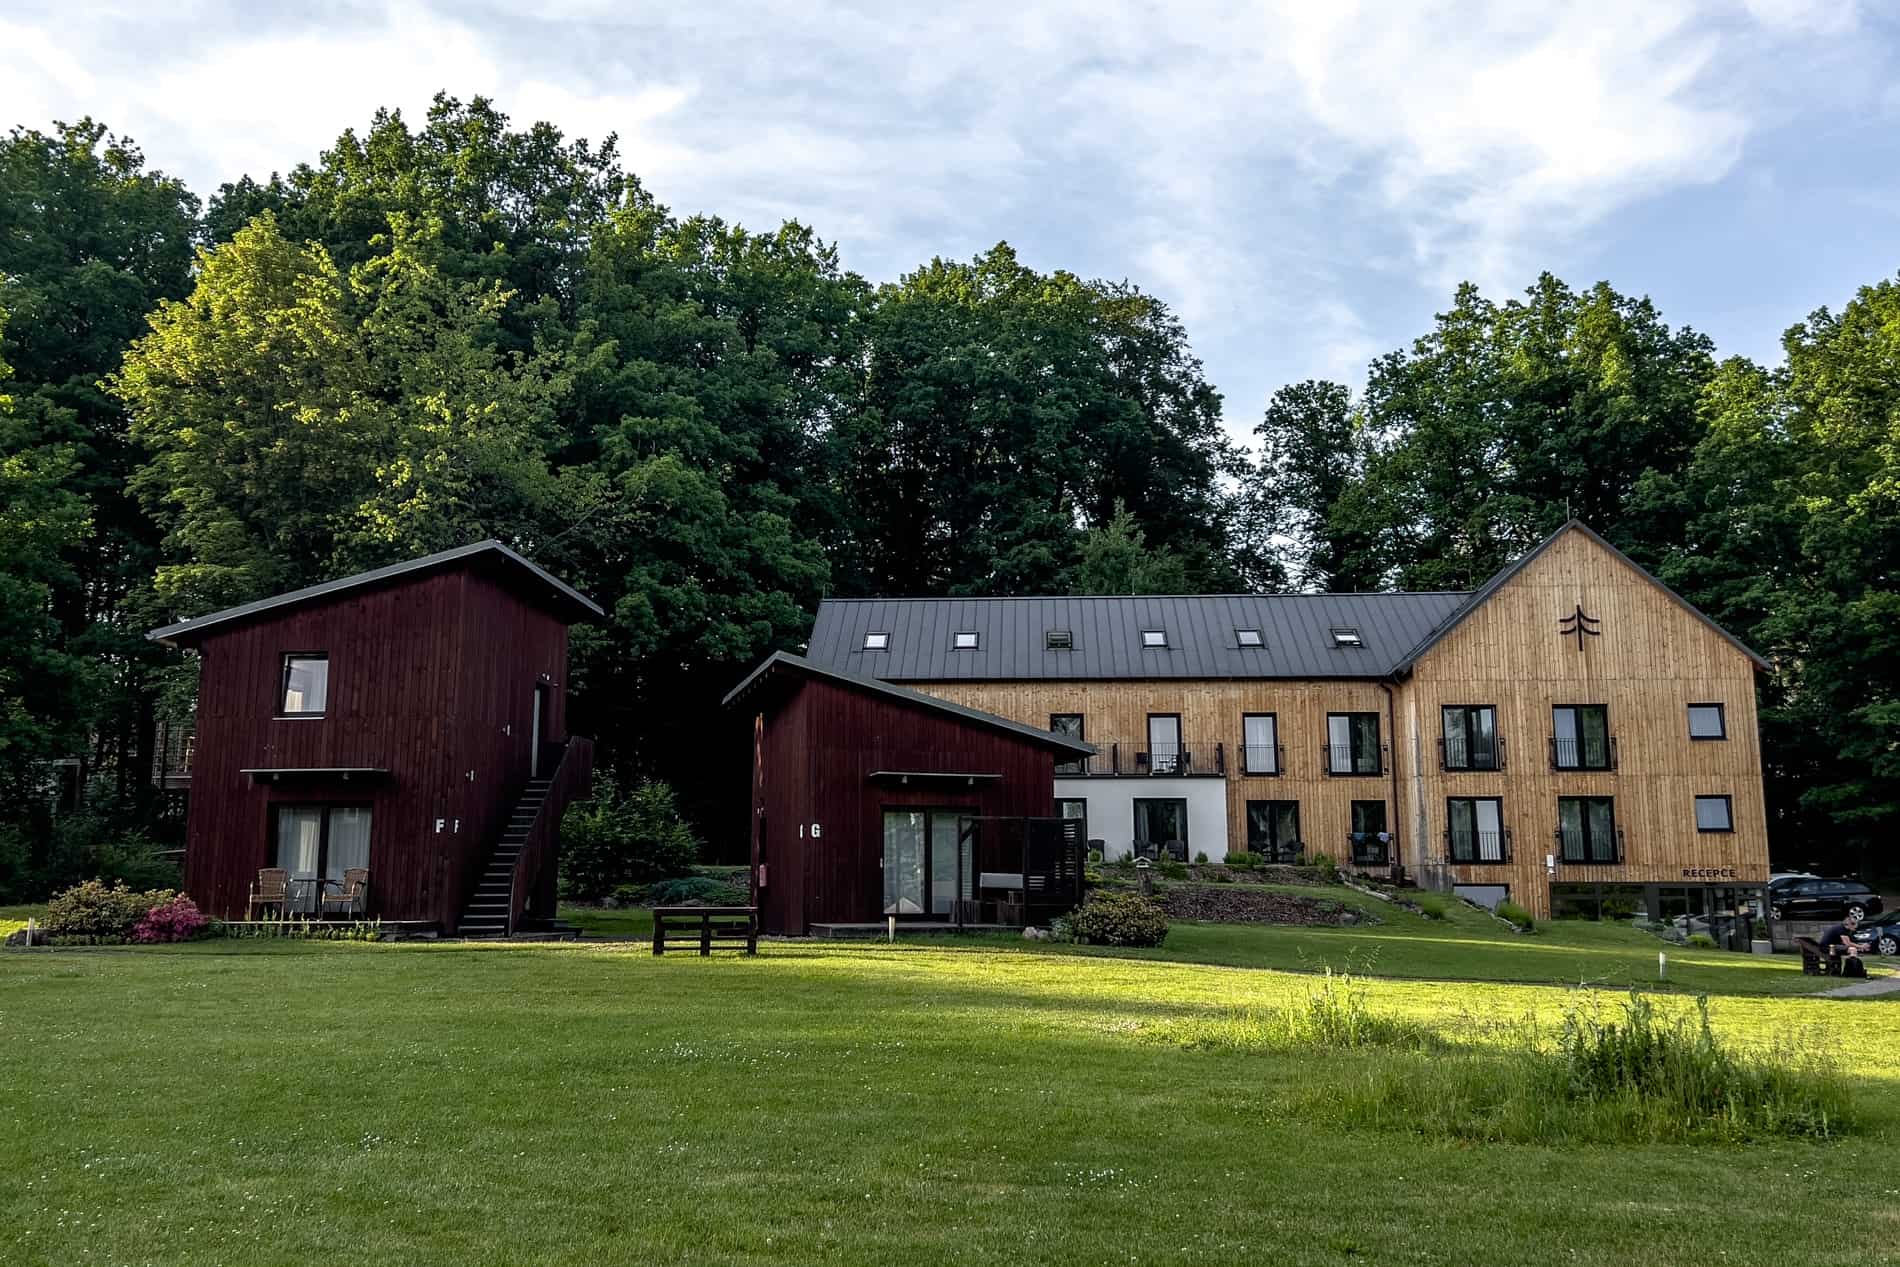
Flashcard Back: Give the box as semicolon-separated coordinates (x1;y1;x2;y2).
5;1;1898;447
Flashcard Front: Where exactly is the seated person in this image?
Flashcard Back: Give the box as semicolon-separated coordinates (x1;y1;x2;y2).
1817;914;1862;973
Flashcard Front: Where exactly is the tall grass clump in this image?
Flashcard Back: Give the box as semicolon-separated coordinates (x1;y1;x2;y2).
1413;893;1449;920
1337;990;1855;1144
1154;970;1439;1053
1496;900;1534;931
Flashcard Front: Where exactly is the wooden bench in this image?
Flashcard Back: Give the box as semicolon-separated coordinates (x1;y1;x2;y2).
652;905;757;956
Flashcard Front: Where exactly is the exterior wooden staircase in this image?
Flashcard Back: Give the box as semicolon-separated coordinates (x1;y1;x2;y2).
458;737;593;939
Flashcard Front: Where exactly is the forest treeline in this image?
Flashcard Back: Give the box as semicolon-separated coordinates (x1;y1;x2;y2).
1;95;1894;877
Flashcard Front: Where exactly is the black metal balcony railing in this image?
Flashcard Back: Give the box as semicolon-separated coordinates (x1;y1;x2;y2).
1439;735;1506;772
1554;826;1625;865
1060;741;1226;778
1549;735;1617;771
1323;743;1386;776
1239;742;1285;776
1446;827;1511;864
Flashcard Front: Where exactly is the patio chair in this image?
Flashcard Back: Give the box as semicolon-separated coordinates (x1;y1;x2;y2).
321;868;370;919
247;868;289;919
1162;839;1188;863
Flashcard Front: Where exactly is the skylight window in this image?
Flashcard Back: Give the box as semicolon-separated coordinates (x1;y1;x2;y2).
1045;629;1073;650
1330;626;1364;649
1141;630;1168;648
863;631;889;651
1236;628;1264;648
953;631;980;650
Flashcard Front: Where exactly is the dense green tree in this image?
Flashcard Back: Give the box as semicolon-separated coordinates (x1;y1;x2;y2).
1242;379;1379;590
1069;501;1192;595
0;119;201;811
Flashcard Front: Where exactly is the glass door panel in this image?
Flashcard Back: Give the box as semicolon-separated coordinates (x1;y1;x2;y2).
882;811;926;915
1147;715;1181;774
929;813;963;916
326;807;372;881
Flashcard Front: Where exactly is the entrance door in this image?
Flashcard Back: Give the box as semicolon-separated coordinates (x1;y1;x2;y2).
1147;713;1182;774
883;810;969;917
530;683;548;778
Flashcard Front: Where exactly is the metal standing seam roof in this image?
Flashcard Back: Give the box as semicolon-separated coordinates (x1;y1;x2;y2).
805;592;1474;681
721;652;1098;756
147;540;603;647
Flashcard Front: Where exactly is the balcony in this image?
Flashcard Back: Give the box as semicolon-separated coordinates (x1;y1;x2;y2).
1445;827;1511;864
1548;735;1617;772
1323;742;1386;777
1057;740;1226;778
1237;742;1285;777
1554;826;1625;865
1438;736;1506;772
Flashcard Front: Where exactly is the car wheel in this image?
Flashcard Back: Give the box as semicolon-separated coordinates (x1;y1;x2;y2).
1879;935;1899;957
1847;903;1869;921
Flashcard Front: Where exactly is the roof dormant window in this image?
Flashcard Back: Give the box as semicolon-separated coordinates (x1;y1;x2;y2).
1235;628;1264;647
863;631;889;651
1330;627;1364;649
1045;629;1073;650
1141;629;1169;649
953;631;980;650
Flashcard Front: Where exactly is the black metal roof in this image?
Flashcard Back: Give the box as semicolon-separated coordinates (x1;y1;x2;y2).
806;592;1473;681
722;652;1097;756
148;540;603;647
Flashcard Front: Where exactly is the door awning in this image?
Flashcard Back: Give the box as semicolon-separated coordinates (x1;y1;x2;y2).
240;767;391;783
867;770;1001;785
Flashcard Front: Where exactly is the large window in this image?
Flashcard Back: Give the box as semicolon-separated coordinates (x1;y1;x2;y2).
881;810;968;917
1146;713;1182;775
1246;800;1301;863
279;654;328;715
1133;798;1188;858
1326;712;1382;775
273;804;371;912
1051;713;1086;775
1694;795;1734;833
1447;797;1506;863
1241;713;1280;775
1441;705;1500;771
1557;796;1618;863
1350;801;1388;865
1551;705;1613;770
1687;703;1727;740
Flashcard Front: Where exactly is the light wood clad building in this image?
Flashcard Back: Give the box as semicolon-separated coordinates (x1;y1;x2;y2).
803;522;1770;921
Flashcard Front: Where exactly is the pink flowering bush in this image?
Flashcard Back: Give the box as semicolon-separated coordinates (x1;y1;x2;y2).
133;894;208;943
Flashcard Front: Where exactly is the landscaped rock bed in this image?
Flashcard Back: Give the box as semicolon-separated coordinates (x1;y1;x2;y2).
1154;885;1368;926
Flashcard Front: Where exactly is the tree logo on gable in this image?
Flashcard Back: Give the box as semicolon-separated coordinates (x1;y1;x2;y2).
1558;603;1601;652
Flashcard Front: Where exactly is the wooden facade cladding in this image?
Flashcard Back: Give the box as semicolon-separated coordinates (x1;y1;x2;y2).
180;562;577;928
1396;528;1768;913
746;673;1065;935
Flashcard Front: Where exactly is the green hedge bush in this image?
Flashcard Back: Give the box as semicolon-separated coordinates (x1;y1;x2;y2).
44;879;177;939
560;772;700;900
1066;891;1169;947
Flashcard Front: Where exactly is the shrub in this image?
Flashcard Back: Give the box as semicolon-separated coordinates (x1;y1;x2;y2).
1193;850;1209;864
559;772;701;900
645;876;748;906
1157;860;1188;880
1497;900;1534;931
1414;893;1449;920
1309;853;1339;884
45;879;176;939
1223;851;1256;869
1065;891;1169;947
1686;932;1718;949
1085;847;1103;864
133;895;208;943
0;813;180;904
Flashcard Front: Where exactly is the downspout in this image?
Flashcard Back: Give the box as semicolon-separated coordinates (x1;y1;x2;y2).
1379;679;1402;881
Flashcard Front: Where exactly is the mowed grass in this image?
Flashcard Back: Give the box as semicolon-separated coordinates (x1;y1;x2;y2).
999;885;1852;996
3;938;1897;1266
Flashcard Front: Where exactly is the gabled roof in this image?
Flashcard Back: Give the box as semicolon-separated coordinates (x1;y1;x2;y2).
1389;519;1770;674
148;540;603;648
804;592;1471;681
722;652;1097;757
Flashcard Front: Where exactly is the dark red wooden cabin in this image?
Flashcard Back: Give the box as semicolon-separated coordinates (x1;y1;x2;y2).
724;653;1094;935
150;541;602;936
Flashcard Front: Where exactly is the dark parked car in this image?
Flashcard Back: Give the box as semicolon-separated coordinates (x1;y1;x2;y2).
1770;878;1885;923
1850;911;1900;957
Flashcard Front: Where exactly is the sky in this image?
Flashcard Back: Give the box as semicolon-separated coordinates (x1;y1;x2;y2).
5;0;1899;446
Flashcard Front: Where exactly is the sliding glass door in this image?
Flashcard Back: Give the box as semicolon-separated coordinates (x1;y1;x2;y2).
273;804;373;913
883;810;971;918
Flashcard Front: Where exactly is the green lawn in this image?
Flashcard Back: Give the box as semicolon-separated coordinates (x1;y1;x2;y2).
0;904;43;941
2;933;1894;1265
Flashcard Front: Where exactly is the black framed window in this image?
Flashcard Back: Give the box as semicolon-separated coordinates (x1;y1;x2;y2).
1146;713;1182;774
1241;713;1279;775
1045;629;1073;650
1694;795;1734;833
1326;712;1381;775
1551;705;1612;770
1050;713;1086;775
1246;800;1301;863
1330;626;1364;648
862;631;889;650
272;803;371;911
952;631;979;650
1557;796;1618;863
1447;797;1506;863
1687;703;1726;740
1350;801;1389;865
279;654;329;715
1441;705;1500;771
1235;628;1264;648
1141;629;1168;648
1133;798;1188;857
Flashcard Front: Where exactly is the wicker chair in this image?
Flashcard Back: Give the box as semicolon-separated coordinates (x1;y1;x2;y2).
247;868;289;919
321;868;370;919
